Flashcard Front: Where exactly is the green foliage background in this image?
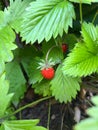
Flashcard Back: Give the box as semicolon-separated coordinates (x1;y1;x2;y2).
0;0;98;130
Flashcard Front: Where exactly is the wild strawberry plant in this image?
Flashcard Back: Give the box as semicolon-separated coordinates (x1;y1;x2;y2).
0;0;98;129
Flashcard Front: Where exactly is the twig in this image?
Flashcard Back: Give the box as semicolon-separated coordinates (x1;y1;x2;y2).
47;99;51;130
79;0;83;24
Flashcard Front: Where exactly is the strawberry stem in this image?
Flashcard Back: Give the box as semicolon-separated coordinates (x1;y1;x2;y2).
92;10;98;24
79;0;83;24
45;45;57;62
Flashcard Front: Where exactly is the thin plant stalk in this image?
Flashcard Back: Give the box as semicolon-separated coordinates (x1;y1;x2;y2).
0;96;52;121
79;0;83;24
92;10;98;24
47;99;51;130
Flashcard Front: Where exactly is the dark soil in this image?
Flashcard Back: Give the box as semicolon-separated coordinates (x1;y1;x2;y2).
16;87;94;130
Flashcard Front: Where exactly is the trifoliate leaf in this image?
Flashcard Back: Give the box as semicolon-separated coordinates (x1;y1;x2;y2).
0;73;13;117
0;120;47;130
69;0;98;4
5;61;26;106
32;79;51;96
0;25;16;75
50;65;80;103
63;22;98;77
21;0;75;43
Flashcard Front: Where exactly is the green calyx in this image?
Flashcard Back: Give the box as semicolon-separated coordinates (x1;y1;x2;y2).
38;58;55;70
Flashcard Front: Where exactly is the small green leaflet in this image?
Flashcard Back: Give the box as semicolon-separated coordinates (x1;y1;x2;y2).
50;65;80;103
32;79;51;96
28;58;43;84
0;120;47;130
5;61;26;106
74;96;98;130
0;25;16;75
21;0;75;43
69;0;98;4
63;22;98;77
0;73;13;117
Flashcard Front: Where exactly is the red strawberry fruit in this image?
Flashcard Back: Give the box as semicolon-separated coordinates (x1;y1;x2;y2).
38;58;55;80
62;44;67;53
41;67;54;80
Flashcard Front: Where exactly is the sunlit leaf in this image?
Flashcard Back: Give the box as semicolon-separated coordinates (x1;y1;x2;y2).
0;120;47;130
21;0;75;43
0;74;13;117
63;23;98;77
0;25;16;75
4;0;33;32
51;65;80;103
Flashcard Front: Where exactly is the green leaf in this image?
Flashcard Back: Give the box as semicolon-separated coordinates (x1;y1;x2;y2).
0;73;13;117
69;0;98;4
0;10;10;29
21;0;75;43
63;22;98;77
32;79;51;96
28;58;43;84
5;61;26;106
50;65;80;103
18;46;43;84
3;0;33;32
10;0;33;32
0;25;16;75
74;118;98;130
91;96;98;106
0;0;32;31
0;120;47;130
87;107;98;119
74;96;98;130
